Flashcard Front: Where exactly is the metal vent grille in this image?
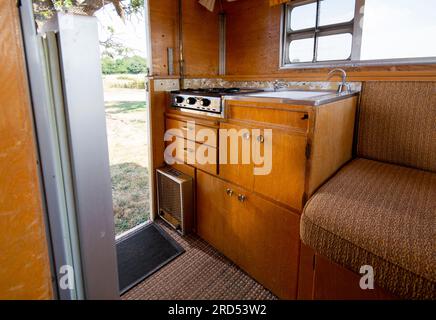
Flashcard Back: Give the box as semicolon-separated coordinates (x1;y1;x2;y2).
156;167;193;235
157;172;182;222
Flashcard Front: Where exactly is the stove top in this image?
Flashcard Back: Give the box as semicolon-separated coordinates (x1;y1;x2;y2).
171;87;261;97
169;87;264;118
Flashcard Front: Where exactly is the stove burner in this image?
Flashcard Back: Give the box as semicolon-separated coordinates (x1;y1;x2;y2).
170;87;263;118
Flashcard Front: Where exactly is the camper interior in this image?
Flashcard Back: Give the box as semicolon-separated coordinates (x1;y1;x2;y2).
0;0;435;303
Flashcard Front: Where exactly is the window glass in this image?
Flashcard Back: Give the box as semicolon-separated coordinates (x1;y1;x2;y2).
289;38;315;63
360;0;436;60
319;0;355;26
316;33;352;61
290;2;317;31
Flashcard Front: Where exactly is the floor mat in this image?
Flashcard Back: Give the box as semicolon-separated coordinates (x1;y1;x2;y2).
122;220;277;300
116;223;184;294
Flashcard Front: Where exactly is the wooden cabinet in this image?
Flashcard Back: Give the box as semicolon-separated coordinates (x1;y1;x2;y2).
221;97;357;209
220;115;308;211
166;116;218;148
251;127;307;211
219;122;255;189
166;95;358;299
165;135;218;175
197;171;300;299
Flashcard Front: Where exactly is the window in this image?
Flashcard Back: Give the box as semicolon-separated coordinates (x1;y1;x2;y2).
282;0;436;67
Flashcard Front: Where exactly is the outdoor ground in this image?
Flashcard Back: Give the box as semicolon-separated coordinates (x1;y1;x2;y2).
104;85;150;235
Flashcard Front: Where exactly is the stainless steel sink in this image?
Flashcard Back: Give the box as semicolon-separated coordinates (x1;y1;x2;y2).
226;89;358;106
246;90;333;99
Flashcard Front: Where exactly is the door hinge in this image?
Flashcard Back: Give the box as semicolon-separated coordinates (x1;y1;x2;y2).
305;143;311;159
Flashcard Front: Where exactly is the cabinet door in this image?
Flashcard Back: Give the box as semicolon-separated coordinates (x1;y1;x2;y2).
219;123;254;189
252;129;307;211
237;192;301;299
196;171;240;263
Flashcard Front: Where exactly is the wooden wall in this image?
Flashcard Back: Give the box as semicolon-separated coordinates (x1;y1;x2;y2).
0;0;53;299
149;0;219;77
223;0;436;81
149;0;436;80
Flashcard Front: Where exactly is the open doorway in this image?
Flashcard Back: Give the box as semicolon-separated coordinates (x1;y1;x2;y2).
95;2;151;237
29;0;185;297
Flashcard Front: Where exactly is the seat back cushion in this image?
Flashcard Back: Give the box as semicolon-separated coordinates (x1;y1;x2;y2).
357;81;436;172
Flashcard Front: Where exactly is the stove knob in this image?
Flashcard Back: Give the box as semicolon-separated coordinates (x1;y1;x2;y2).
174;96;184;104
200;99;211;107
187;97;197;105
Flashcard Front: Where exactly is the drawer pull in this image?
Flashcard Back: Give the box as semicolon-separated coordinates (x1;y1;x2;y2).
242;132;250;140
238;194;247;202
257;135;265;143
226;188;234;196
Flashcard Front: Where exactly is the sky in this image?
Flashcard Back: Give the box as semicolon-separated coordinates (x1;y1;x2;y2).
360;0;436;60
289;0;436;62
95;1;148;58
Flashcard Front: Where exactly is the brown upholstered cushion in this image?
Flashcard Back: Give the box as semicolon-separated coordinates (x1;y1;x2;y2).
357;81;436;172
301;158;436;299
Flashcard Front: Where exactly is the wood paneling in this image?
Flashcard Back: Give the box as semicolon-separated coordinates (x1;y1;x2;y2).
223;0;436;81
149;0;178;76
149;0;219;77
0;0;53;299
148;81;167;219
307;97;357;196
224;0;282;77
269;0;289;6
297;243;316;300
182;0;219;76
313;254;397;300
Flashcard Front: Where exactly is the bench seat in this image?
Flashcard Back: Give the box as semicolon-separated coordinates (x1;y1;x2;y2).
301;158;436;299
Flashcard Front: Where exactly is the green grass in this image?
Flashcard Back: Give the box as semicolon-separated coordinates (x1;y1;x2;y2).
111;163;150;235
102;74;146;89
106;101;146;114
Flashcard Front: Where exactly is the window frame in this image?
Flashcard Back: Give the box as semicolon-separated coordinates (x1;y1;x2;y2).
280;0;436;69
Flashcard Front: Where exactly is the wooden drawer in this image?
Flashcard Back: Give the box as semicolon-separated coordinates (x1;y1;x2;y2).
166;117;218;148
226;102;309;131
165;136;217;175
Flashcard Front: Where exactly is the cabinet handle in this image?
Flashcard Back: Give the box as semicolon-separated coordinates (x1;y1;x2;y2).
242;132;250;140
256;135;265;143
184;147;194;153
226;188;234;196
238;194;247;202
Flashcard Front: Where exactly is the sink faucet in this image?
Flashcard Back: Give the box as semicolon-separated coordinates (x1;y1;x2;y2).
327;68;351;94
273;80;287;92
